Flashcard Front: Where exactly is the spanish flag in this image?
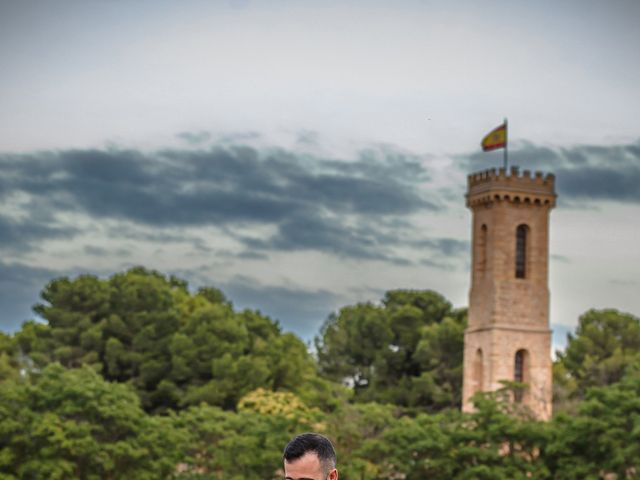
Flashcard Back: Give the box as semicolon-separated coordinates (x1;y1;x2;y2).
481;122;507;151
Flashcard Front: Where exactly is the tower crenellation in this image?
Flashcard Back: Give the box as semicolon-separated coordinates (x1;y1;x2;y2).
467;166;554;187
466;167;556;208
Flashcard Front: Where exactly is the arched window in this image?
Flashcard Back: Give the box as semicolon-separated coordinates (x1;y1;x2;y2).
515;224;528;278
473;348;484;394
514;349;529;403
478;224;487;275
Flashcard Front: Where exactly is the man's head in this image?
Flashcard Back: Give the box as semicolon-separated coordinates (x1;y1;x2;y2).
283;433;338;480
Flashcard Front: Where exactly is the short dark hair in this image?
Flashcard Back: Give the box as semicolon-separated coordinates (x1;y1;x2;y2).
283;433;337;474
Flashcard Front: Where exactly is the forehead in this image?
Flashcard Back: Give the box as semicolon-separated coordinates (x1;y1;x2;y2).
284;451;324;480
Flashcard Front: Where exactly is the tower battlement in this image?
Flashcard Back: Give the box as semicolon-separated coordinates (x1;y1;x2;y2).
466;166;556;207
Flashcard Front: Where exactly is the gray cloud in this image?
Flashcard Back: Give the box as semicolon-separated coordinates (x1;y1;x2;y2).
412;237;470;257
0;260;342;340
0;213;79;255
106;224;197;244
83;245;107;256
0;143;438;261
176;130;212;145
295;130;320;147
234;250;269;260
556;165;640;203
237;212;412;264
216;131;262;145
413;237;470;272
220;275;345;341
0;261;60;331
420;257;458;272
458;139;640;204
83;245;131;257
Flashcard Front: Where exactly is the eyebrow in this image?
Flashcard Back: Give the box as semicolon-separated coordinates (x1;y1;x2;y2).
284;477;316;480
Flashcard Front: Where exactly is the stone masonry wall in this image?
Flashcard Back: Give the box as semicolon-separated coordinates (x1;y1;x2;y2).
462;167;555;420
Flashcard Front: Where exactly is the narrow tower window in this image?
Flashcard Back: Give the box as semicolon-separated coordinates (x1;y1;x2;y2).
515;224;528;278
514;349;528;403
478;224;487;275
473;348;483;394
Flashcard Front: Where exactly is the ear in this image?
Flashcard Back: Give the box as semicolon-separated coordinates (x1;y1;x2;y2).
328;468;338;480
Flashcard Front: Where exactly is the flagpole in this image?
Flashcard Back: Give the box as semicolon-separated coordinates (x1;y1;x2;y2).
503;117;508;171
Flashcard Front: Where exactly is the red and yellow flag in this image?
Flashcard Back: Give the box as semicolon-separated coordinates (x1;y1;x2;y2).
481;122;507;151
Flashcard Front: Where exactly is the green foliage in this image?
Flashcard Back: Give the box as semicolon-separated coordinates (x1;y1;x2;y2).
0;363;184;479
353;412;452;479
172;404;287;479
173;388;327;480
555;308;640;402
0;372;333;480
546;368;640;479
449;389;551;480
328;402;400;478
0;332;20;382
325;389;552;480
11;363;638;480
316;290;466;410
16;267;322;413
5;267;640;478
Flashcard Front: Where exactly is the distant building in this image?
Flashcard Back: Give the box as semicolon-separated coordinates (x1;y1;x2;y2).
462;167;556;420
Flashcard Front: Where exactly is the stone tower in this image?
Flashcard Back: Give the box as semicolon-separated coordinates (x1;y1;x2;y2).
462;166;556;420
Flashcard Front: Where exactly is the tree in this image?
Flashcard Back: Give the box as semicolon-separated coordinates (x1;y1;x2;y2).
326;401;399;479
447;389;551;480
15;267;327;412
352;413;449;479
0;363;184;479
315;290;466;410
0;332;20;383
546;366;640;479
555;309;640;400
173;388;327;480
332;389;551;480
412;311;466;409
316;303;393;391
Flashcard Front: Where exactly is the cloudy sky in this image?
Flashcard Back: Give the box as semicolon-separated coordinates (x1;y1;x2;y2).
1;0;639;351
